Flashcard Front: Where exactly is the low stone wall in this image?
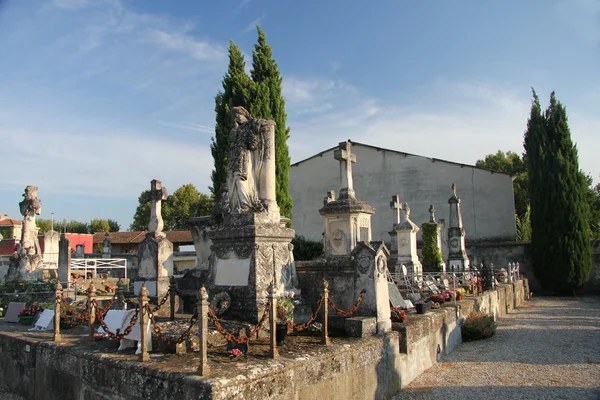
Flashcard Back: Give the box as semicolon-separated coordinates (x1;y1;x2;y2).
0;280;529;400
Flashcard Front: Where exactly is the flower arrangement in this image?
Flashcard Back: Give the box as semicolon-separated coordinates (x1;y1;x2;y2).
429;293;445;304
277;291;296;323
431;302;440;309
308;322;322;332
442;290;454;301
390;306;407;322
210;292;231;316
456;288;467;299
18;303;42;317
228;349;243;358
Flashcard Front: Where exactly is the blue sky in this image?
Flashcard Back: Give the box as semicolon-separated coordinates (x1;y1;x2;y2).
0;0;598;231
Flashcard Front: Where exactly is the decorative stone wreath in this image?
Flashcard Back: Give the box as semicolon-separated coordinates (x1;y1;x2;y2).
210;292;231;316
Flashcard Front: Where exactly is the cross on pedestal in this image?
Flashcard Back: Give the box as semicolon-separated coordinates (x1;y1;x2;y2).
452;183;457;197
429;204;436;223
390;195;402;226
146;179;168;233
334;141;356;199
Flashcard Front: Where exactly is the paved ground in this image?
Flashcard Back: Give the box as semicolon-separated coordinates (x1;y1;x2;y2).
393;296;600;400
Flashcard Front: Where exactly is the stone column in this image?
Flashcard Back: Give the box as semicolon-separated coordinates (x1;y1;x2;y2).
139;283;150;362
58;233;71;286
197;286;210;375
388;195;401;269
447;184;470;271
393;203;422;276
268;283;279;359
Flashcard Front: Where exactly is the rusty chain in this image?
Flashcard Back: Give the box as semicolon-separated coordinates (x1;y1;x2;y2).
277;296;325;332
146;303;198;346
207;300;271;344
327;290;365;317
90;294;117;321
59;296;89;328
151;288;171;312
96;307;140;340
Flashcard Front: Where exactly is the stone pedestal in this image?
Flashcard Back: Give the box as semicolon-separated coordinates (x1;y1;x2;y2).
190;216;213;271
319;190;375;259
138;232;178;316
58;234;71;285
351;242;391;334
447;184;470;271
206;211;295;324
393;203;422;276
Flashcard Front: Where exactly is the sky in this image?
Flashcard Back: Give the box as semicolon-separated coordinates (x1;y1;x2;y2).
0;0;598;231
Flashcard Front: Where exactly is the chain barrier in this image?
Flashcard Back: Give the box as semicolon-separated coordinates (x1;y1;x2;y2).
278;296;325;332
59;296;89;328
151;288;171;313
327;290;365;317
96;306;140;340
91;293;118;321
207;300;271;344
146;303;198;346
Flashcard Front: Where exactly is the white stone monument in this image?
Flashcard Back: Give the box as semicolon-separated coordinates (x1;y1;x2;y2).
447;184;470;271
393;202;422;276
388;195;401;269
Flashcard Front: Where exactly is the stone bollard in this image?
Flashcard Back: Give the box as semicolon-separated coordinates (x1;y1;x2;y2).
197;285;209;376
115;278;125;310
54;283;62;342
508;263;513;284
267;283;279;359
139;283;150;362
321;277;330;345
516;262;520;279
88;283;96;343
169;276;177;321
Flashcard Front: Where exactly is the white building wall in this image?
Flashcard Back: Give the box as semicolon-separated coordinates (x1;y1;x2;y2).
289;143;516;244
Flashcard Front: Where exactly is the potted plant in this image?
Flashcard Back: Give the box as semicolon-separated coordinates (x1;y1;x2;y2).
415;301;431;314
456;288;467;301
18;303;42;325
276;291;296;346
429;293;445;304
390;306;407;323
442;290;454;302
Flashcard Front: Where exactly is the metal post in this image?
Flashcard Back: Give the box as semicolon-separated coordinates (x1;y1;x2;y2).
169;276;176;321
54;283;62;342
321;277;330;345
267;283;279;359
197;285;210;376
88;283;96;342
490;264;495;289
139;283;150;362
508;263;513;284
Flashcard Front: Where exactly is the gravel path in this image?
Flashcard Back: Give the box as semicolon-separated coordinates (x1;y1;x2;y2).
393;296;600;400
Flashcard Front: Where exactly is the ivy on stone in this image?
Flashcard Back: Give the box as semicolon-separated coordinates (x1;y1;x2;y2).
421;222;443;272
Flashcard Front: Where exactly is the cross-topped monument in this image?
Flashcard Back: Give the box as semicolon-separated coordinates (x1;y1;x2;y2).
429;204;436;223
146;179;168;233
390;195;402;226
334;141;357;199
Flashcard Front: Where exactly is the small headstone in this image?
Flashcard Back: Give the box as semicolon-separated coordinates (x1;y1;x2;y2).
31;309;54;330
4;302;26;323
387;281;405;308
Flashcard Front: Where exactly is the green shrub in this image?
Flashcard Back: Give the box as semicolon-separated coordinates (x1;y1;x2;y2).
461;311;497;341
291;235;323;261
421;222;443;272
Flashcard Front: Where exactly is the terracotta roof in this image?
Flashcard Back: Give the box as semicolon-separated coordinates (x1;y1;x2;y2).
0;218;21;227
93;230;193;245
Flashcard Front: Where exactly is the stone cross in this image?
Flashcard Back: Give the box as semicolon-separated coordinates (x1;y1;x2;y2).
146;179;168;233
390;195;402;225
402;202;411;220
452;183;457;197
334;141;356;195
429;204;436;223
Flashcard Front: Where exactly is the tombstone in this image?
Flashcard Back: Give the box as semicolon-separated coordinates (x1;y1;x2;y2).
57;233;71;286
4;302;26;322
42;230;59;268
447;184;470;271
421;204;444;273
189;216;213;271
75;244;85;258
6;186;44;280
392;202;422;276
102;233;111;259
388;195;402;268
31;309;54;330
319;141;375;258
138;179;176;317
351;242;392;334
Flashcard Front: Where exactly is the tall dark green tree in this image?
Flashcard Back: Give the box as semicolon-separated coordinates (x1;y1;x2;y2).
249;26;293;221
524;90;591;293
210;41;251;199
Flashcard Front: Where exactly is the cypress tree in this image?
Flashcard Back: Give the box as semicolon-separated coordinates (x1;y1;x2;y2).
524;90;591;293
210;41;251;199
249;26;293;221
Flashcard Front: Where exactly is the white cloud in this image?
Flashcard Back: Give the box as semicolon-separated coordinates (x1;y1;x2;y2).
241;14;265;34
143;29;226;61
158;121;214;133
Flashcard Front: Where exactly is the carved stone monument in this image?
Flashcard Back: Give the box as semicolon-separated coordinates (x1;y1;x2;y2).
102;233;111;259
447;184;470;271
319;141;375;258
6;186;44;280
138;179;176;316
422;204;444;272
57;233;71;286
393;202;422;276
387;195;402;268
351;242;392;334
203;107;295;323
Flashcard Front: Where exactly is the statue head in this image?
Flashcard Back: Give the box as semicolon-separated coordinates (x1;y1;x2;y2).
230;106;252;127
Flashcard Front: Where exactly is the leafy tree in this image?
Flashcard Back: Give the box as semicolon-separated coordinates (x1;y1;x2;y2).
0;226;12;238
107;219;120;232
421;223;443;272
476;151;529;217
35;219;53;234
210;41;252;199
524;90;591;293
250;26;293;221
88;218;111;234
65;220;89;234
130;184;214;231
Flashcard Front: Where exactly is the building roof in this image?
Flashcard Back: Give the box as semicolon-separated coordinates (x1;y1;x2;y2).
290;140;513;177
93;230;193;245
0;215;22;227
